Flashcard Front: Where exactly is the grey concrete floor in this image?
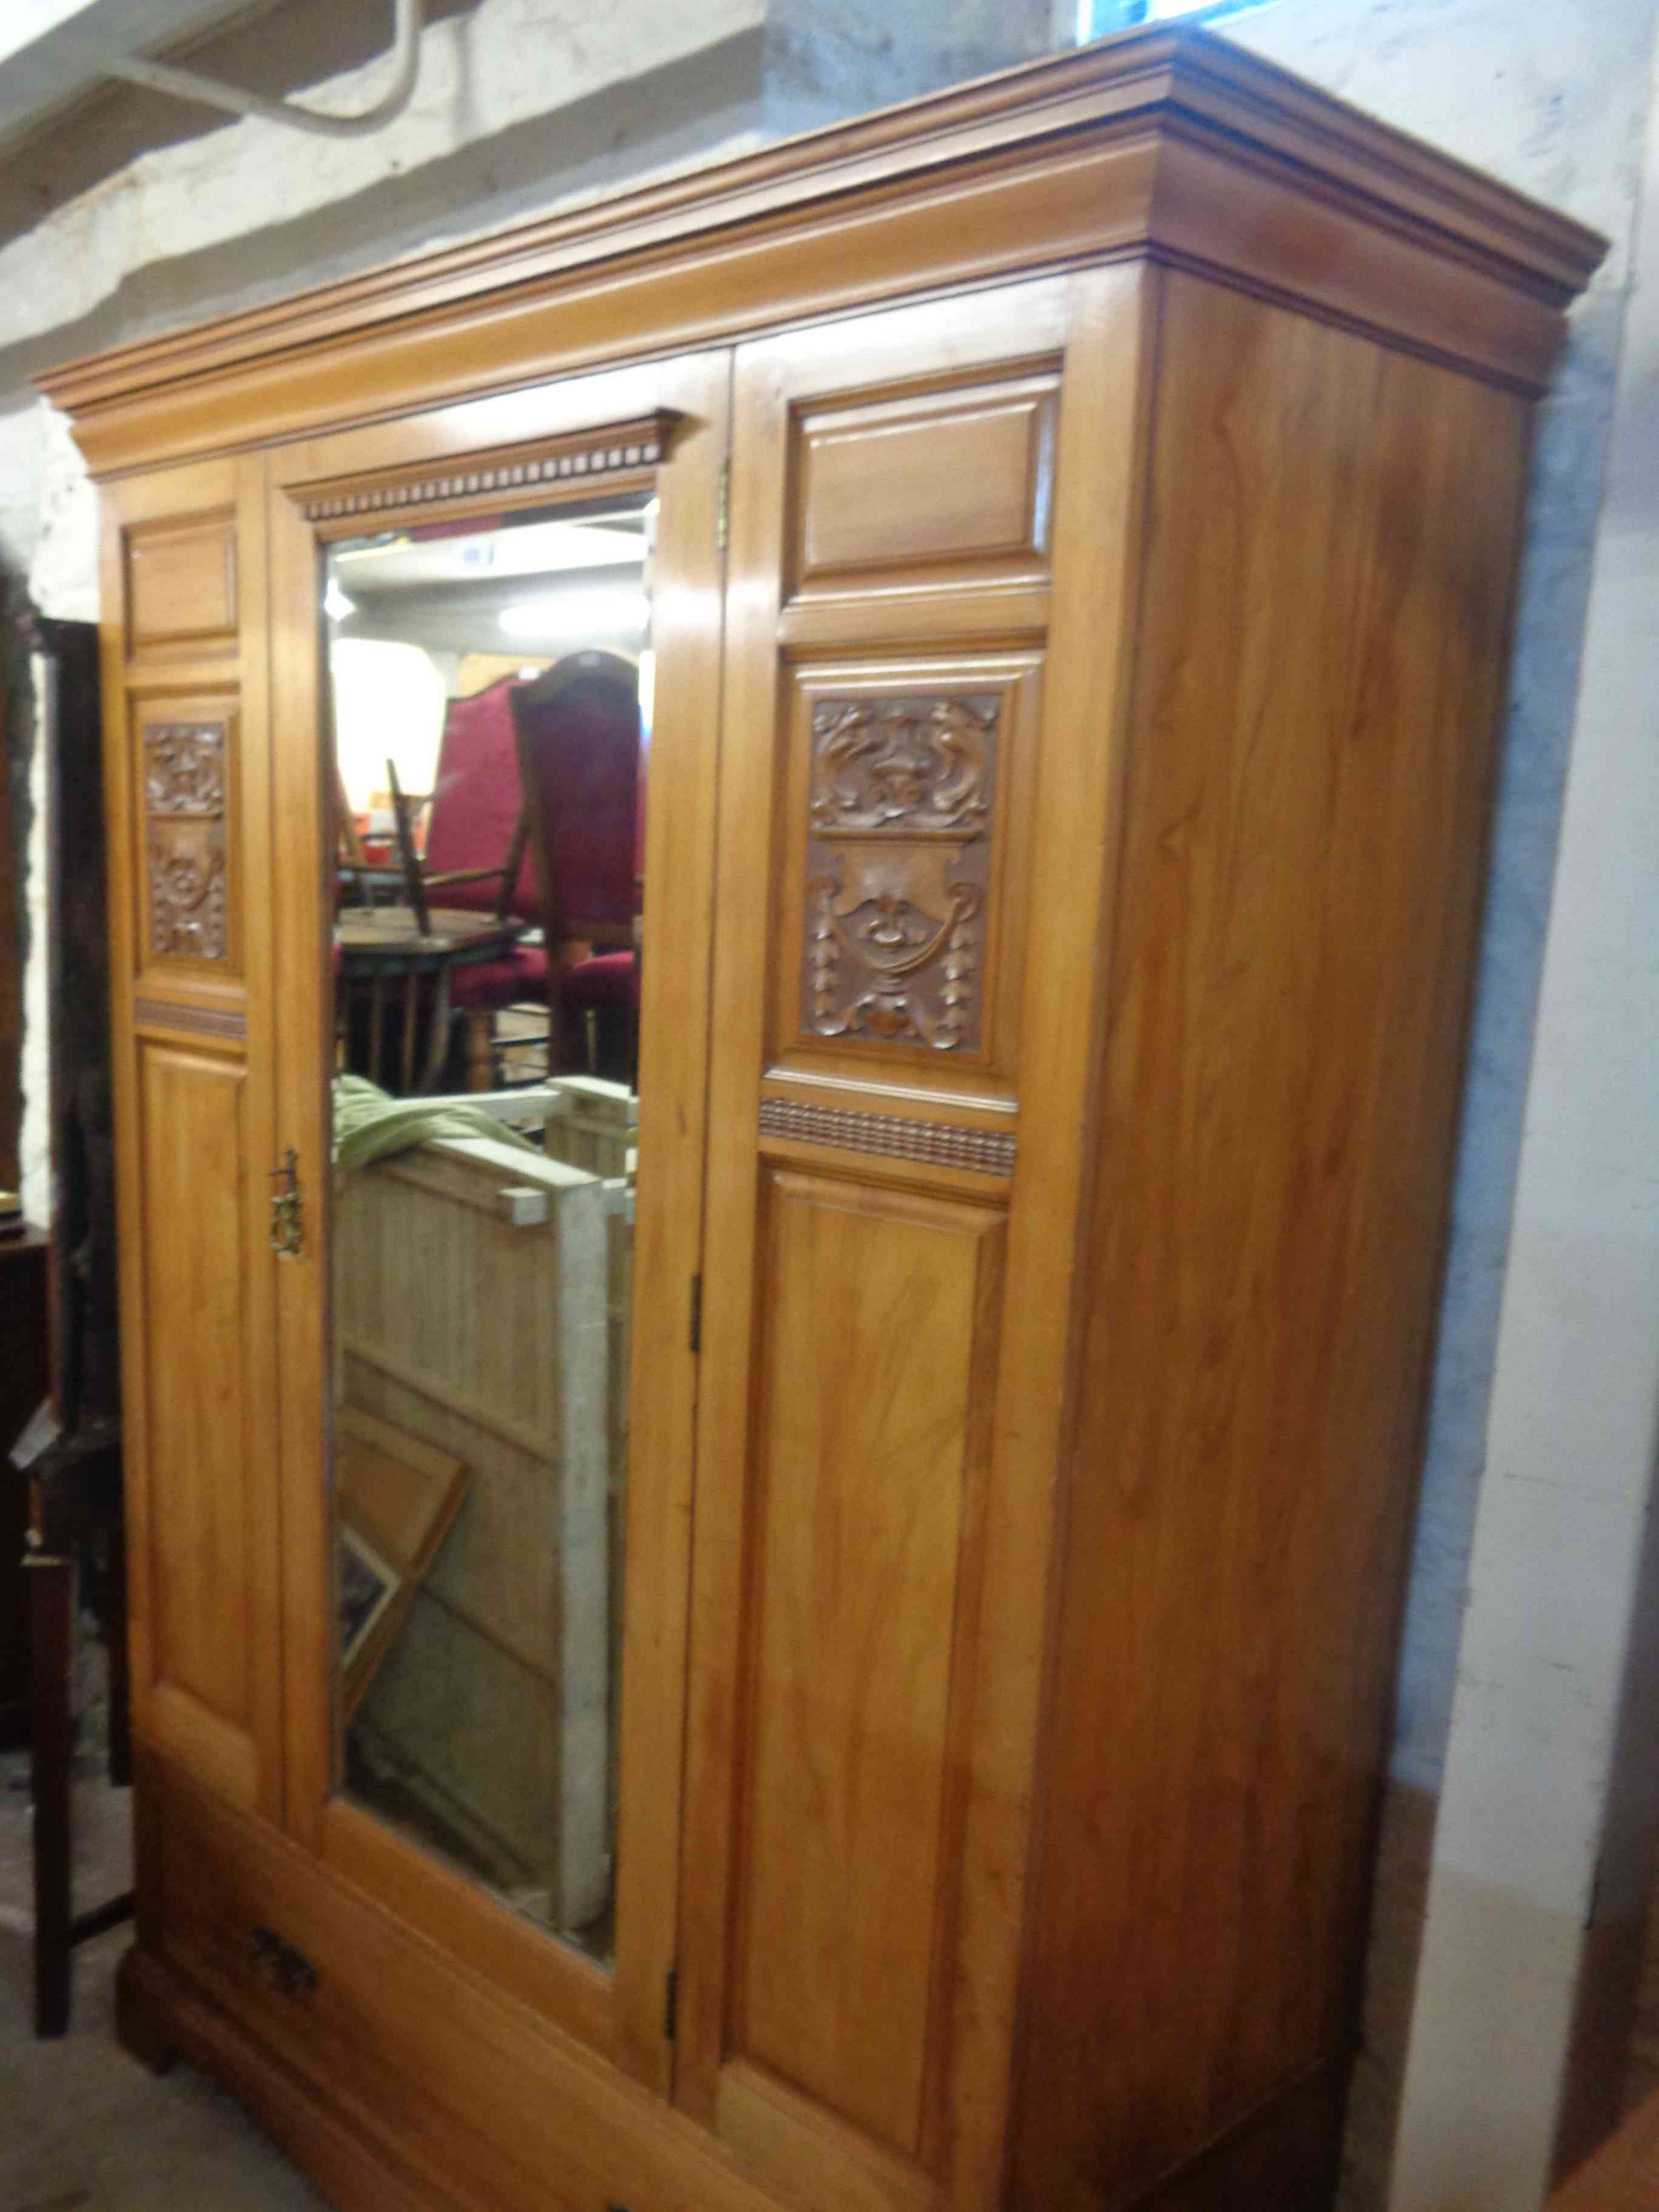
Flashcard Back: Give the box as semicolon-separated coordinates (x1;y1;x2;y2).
0;1738;327;2210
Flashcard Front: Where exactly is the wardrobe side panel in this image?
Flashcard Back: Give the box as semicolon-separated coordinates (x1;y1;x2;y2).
102;458;282;1826
1011;273;1533;2210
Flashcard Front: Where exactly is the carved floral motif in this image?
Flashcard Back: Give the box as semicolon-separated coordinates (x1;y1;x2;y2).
802;694;999;1054
809;696;992;834
144;721;229;962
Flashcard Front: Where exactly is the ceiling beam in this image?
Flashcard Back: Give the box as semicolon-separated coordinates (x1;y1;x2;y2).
0;0;275;159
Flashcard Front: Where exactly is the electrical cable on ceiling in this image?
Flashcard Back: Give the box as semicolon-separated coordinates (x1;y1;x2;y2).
107;0;424;138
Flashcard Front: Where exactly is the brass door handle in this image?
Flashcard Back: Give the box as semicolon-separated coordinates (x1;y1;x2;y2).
269;1148;304;1257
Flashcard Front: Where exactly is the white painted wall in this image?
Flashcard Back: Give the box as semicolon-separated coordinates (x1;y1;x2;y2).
2;1;105;63
332;639;447;814
1384;16;1659;2197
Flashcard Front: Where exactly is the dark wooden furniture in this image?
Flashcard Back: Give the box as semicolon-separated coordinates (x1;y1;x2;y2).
45;26;1606;2212
0;585;36;1751
38;617;121;1436
1552;2088;1659;2208
0;580;22;1202
24;1416;132;2037
0;1230;49;1751
14;614;132;2038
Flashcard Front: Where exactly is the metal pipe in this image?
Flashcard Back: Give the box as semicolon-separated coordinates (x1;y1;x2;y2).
107;0;424;139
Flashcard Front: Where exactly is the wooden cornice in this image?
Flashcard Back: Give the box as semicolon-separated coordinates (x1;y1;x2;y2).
38;24;1607;478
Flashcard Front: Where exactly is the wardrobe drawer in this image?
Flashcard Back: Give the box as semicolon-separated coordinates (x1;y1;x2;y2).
144;1755;786;2212
153;1780;320;2031
149;1765;592;2212
147;1767;512;2194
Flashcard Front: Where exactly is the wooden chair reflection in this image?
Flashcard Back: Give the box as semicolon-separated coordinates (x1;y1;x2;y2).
396;682;549;1088
511;651;643;1087
335;760;401;911
335;685;543;1093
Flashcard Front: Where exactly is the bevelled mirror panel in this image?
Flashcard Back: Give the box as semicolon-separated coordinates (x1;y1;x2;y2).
323;492;655;1968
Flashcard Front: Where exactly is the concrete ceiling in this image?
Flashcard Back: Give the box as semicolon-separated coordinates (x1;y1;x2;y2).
0;0;484;253
0;0;276;158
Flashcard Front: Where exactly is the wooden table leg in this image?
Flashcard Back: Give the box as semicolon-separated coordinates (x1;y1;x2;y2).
102;1524;132;1789
463;1008;494;1091
421;965;454;1094
26;1549;75;2039
400;969;420;1094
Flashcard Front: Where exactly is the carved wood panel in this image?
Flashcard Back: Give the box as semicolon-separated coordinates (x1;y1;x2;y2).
800;694;999;1054
144;718;230;963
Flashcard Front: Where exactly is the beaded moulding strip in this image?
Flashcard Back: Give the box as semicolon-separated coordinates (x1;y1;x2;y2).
759;1096;1015;1176
298;411;680;521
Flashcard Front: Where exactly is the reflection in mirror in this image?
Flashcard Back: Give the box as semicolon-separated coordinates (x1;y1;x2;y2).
324;493;654;1969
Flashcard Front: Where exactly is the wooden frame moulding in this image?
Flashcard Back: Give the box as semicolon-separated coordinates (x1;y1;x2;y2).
99;453;284;1825
38;29;1603;482
669;263;1162;2212
264;351;732;2100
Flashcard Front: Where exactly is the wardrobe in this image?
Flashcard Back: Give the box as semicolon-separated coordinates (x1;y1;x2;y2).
41;25;1603;2212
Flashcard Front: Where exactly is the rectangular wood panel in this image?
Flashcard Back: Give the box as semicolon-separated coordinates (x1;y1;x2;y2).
734;1170;1004;2157
793;374;1056;598
140;1044;255;1731
126;511;238;659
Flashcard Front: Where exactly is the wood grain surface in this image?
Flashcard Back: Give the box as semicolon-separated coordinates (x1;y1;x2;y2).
1009;270;1532;2210
732;1171;1004;2156
101;454;281;1826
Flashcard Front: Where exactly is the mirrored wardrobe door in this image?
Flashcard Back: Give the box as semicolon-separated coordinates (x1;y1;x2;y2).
266;350;732;2090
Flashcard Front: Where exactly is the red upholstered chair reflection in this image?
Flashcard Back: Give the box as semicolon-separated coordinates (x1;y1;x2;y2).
422;677;538;923
419;678;546;1085
511;650;643;1084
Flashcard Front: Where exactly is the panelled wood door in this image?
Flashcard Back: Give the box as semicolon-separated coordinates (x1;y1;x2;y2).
101;455;284;1824
265;349;731;2094
679;270;1161;2212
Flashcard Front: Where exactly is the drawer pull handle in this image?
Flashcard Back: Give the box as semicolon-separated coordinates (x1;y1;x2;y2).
248;1924;318;2000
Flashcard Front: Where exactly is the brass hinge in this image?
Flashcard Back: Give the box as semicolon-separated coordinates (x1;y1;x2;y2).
716;458;730;553
664;1966;679;2042
269;1147;304;1257
688;1273;703;1356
